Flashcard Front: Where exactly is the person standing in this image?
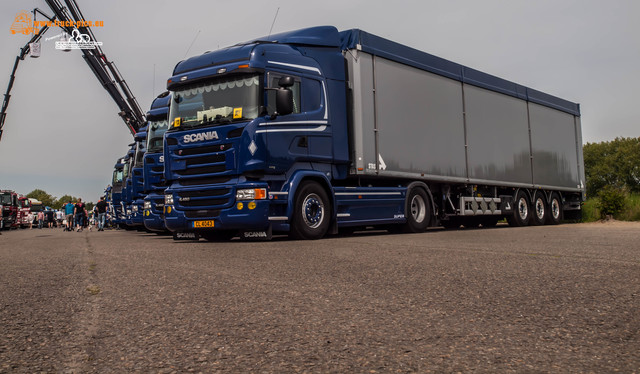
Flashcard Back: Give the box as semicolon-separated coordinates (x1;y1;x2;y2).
95;197;108;231
74;198;86;232
37;210;44;229
64;200;74;231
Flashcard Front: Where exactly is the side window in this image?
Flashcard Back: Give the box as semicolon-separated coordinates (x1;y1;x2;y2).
266;73;301;115
303;78;322;112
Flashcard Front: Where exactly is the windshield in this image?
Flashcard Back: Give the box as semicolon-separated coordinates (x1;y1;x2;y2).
112;168;124;185
0;194;11;205
134;140;146;167
169;74;260;129
147;119;168;153
123;161;130;181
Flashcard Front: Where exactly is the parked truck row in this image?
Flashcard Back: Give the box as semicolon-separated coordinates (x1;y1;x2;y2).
104;26;584;241
1;190;44;230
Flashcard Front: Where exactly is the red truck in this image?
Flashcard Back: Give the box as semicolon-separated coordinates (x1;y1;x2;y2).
17;196;35;228
0;190;19;229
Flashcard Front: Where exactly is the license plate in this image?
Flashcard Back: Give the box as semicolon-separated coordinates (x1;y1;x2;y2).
193;220;215;228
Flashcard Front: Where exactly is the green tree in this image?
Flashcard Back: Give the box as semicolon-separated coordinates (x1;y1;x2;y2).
26;189;56;208
583;137;640;197
55;194;78;210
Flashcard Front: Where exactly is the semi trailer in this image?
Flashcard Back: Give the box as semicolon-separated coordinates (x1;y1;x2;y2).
162;26;584;240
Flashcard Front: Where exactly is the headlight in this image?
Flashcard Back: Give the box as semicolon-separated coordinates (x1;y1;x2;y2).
164;194;174;205
144;201;151;210
236;188;267;201
132;205;139;213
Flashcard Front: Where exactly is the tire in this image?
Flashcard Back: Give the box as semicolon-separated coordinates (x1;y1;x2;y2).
290;181;331;240
547;193;562;225
403;188;431;233
531;191;547;226
506;190;530;227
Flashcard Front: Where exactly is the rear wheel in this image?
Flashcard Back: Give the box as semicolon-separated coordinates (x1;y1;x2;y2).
547;193;562;225
507;190;530;227
290;181;331;240
403;188;431;233
531;191;547;226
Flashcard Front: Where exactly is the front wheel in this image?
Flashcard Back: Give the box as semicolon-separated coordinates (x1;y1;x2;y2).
403;188;431;233
290;181;331;240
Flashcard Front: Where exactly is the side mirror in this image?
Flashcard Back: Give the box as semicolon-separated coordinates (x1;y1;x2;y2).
276;88;293;116
278;76;295;88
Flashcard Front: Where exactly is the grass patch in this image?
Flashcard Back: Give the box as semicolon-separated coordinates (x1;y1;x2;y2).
86;285;101;295
582;193;640;222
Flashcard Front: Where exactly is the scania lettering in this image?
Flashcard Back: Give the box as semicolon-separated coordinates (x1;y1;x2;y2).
163;26;584;241
183;131;218;143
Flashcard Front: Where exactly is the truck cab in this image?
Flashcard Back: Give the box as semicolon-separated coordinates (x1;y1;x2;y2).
143;92;171;232
129;127;148;228
110;157;126;226
163;27;349;240
0;190;19;229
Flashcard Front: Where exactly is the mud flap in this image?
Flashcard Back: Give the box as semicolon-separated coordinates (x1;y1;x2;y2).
172;232;200;241
239;225;272;241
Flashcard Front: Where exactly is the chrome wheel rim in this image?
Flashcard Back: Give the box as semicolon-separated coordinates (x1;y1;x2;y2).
302;194;324;229
410;194;426;223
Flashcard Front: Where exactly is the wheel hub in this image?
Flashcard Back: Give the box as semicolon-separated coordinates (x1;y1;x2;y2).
302;194;324;229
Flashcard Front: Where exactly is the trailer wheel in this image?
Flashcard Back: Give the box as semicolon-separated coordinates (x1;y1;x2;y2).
290;181;331;240
507;190;530;227
531;191;547;226
547;193;562;225
403;188;431;233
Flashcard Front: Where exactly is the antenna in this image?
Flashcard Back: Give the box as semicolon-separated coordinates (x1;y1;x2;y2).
184;30;201;58
268;7;280;38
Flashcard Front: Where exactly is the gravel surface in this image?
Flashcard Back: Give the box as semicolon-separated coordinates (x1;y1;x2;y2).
1;222;639;372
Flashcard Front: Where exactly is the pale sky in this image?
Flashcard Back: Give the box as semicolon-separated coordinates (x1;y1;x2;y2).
0;0;638;202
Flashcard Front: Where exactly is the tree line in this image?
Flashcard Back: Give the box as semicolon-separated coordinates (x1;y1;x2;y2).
583;137;640;198
25;189;95;211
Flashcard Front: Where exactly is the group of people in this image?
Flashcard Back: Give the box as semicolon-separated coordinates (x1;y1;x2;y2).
28;197;109;232
63;197;109;232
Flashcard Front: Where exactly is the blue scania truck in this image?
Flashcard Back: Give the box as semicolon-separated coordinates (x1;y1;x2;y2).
126;128;147;228
162;26;584;240
143;92;171;232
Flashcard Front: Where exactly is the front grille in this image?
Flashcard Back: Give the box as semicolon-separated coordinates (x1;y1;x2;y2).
181;198;227;207
179;189;229;198
185;210;221;218
186;154;225;167
176;165;226;176
179;177;231;186
175;144;231;156
151;166;164;172
174;186;234;210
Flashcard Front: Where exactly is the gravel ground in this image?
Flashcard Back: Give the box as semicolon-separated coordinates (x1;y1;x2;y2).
0;221;639;372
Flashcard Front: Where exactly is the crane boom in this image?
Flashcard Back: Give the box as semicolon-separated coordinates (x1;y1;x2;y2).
0;0;145;142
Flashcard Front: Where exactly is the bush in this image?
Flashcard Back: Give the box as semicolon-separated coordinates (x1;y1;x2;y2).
596;186;627;218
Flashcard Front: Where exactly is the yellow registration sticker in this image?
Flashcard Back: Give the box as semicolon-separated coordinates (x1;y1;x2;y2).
233;107;242;119
193;220;215;228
